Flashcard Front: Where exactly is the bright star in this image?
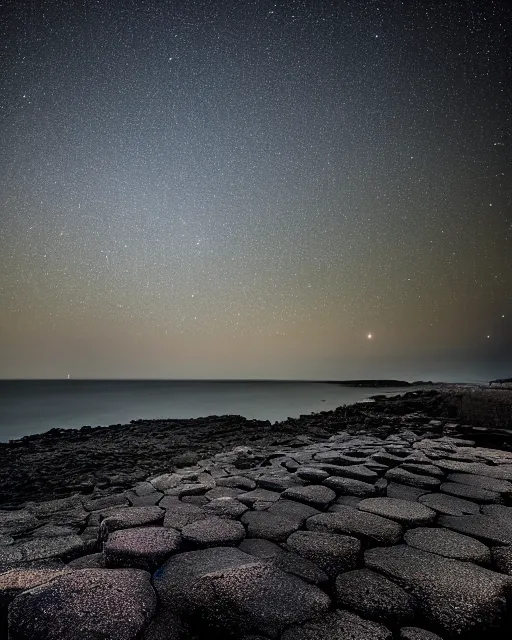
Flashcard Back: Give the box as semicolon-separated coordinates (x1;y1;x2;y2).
367;333;373;339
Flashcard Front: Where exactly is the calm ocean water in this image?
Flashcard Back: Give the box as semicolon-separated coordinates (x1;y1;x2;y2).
0;380;407;442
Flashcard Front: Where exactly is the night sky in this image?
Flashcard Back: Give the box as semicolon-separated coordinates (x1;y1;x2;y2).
1;0;510;381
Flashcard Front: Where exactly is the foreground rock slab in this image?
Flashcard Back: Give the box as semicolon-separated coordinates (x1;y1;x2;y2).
365;545;512;637
8;568;156;640
104;527;182;571
153;547;329;638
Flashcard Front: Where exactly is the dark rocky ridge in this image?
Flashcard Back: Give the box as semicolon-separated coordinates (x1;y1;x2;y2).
1;388;511;508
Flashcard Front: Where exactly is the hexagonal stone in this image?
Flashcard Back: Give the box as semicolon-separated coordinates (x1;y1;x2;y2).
104;527;183;571
281;610;392;640
282;485;335;509
8;568;156;640
404;527;491;564
385;468;441;490
162;500;209;530
447;473;512;494
153;547;329;639
296;467;330;483
306;506;403;546
286;531;360;578
386;483;428;502
322;477;377;497
267;500;320;527
492;547;512;574
418;492;479;516
438;514;512;546
99;507;164;541
238;489;283;506
399;628;444;640
28;495;83;517
204;497;248;519
181;516;245;548
217;476;256;490
335;569;415;627
365;545;512;637
242;511;300;543
330;496;363;508
440;482;502;504
358;498;436;526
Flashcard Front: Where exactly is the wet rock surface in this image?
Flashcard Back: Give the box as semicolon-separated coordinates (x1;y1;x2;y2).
2;388;512;638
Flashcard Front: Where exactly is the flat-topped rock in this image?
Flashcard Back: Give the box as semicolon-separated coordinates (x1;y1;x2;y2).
181;516;245;547
281;610;392;640
295;466;330;483
204;497;248;519
282;485;335;509
286;531;360;578
267;500;320;526
104;527;182;571
314;451;368;466
447;473;512;494
8;568;156;640
365;545;512;637
217;476;256;490
438;514;512;546
238;489;283;506
162;500;209;530
153;547;329;639
27;495;83;517
385;468;441;490
440;482;502;504
306;507;403;546
358;498;436;526
418;492;479;516
99;506;164;541
0;535;85;566
335;568;415;627
322;476;377;497
242;511;300;542
404;527;491;564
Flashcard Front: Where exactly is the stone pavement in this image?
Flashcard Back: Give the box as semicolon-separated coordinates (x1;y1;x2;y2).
2;417;512;638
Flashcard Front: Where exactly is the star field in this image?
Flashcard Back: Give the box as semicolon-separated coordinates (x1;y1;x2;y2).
0;0;510;380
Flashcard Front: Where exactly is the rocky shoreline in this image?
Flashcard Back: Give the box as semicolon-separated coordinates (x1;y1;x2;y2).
1;387;512;639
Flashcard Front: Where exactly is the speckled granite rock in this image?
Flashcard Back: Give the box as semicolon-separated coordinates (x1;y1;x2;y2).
286;531;360;578
99;507;164;541
365;545;512;637
181;516;246;548
335;568;416;627
358;498;436;526
104;527;182;571
404;527;491;564
8;568;156;640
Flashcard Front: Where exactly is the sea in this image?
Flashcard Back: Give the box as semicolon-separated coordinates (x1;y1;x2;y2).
0;379;413;443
